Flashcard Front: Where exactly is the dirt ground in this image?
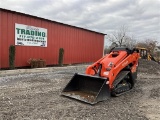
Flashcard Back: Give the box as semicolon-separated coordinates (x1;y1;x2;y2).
0;60;160;120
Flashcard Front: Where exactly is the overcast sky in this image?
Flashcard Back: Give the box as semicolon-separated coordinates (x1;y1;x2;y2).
0;0;160;45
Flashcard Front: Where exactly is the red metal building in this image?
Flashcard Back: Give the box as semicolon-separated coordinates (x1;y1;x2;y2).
0;8;105;69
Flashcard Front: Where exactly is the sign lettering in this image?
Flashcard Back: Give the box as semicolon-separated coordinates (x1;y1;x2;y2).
15;23;47;47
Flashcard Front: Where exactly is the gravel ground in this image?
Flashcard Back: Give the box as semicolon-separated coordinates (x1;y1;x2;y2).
0;60;160;120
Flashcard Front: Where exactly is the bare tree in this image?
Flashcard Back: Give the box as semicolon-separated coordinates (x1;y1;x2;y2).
123;35;137;48
108;25;136;48
136;39;158;54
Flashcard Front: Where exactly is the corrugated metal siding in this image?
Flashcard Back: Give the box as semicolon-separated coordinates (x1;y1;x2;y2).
0;9;104;68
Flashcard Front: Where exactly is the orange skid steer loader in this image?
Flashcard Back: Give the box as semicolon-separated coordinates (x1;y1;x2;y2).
61;47;139;104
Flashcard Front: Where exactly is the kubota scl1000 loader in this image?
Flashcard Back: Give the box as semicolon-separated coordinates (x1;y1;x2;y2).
61;47;139;104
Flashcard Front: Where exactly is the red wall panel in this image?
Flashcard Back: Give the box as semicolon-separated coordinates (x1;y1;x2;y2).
0;9;105;68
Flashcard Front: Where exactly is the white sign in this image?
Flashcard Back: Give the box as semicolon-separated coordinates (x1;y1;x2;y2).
15;23;47;47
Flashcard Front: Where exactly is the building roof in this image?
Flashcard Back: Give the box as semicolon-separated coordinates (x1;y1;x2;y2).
0;8;106;35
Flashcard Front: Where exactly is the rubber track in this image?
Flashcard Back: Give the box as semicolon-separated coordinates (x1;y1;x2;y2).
111;70;130;97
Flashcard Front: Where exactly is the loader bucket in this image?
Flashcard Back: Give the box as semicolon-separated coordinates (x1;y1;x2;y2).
61;73;110;104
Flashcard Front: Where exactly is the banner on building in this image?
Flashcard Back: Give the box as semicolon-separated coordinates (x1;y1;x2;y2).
15;23;47;47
